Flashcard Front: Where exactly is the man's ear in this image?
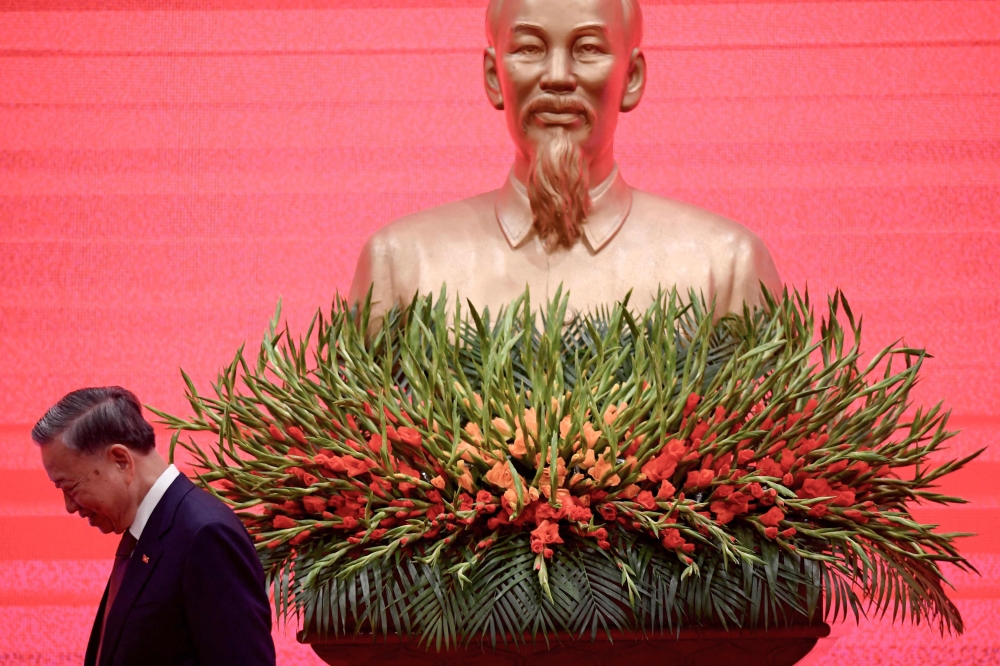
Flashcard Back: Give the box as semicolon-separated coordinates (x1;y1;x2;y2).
483;47;504;110
108;444;135;483
620;48;646;112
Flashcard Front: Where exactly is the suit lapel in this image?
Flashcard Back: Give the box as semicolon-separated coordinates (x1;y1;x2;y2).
84;584;109;666
98;475;196;666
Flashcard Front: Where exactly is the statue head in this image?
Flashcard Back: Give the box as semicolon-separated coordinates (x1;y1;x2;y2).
484;0;646;249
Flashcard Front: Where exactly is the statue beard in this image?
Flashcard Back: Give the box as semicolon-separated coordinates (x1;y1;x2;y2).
523;98;595;251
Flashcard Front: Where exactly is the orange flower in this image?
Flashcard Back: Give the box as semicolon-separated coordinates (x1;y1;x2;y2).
522;408;538;437
491;417;512;438
508;429;527;458
559;415;573;440
620;484;640;499
430;475;446;490
603;401;626;425
583;422;601;448
589;455;620;486
455;441;479;464
463;422;484;446
538;458;568;498
456;460;474;493
485;461;517;490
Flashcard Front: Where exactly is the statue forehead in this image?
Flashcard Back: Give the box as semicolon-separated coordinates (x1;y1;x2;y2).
491;0;626;38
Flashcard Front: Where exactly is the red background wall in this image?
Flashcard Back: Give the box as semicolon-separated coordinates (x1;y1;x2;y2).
1;1;998;663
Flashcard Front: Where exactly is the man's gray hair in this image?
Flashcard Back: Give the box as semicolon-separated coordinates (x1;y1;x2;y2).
31;386;155;454
486;0;643;51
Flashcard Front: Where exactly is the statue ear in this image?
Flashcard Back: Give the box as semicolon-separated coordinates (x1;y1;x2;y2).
483;48;504;110
620;48;646;112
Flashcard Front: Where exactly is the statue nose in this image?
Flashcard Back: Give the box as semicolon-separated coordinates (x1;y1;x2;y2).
539;50;576;93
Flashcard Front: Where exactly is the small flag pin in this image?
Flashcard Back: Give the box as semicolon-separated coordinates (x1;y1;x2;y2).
142;554;150;564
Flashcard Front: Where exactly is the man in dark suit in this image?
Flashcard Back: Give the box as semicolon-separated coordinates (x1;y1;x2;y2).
33;386;276;666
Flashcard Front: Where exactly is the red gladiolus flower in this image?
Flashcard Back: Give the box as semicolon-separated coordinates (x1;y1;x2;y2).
782;473;794;486
843;509;868;523
477;538;494;550
636;490;657;510
685;468;715;490
531;520;564;545
710;501;735;525
341;456;369;477
726;491;752;515
827;460;849;474
286;426;308;445
641;452;678;484
273;515;296;530
760;489;777;506
764;527;778;539
781;527;797;538
737;449;754;465
543;548;554;559
397;427;423;447
759;506;785;527
476;490;493;504
662;528;685;550
657;480;676;500
808;504;828;518
531;539;544;554
681;543;695;554
796;437;822;456
369;528;387;540
599;504;618;521
833;489;856;507
268;425;286;442
683;393;700;416
798;477;833;499
302;496;327;515
757;457;782;478
290;530;311;546
714;484;734;500
598;540;611;550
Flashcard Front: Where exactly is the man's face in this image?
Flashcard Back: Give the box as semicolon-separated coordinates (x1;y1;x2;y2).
41;438;135;535
490;0;635;163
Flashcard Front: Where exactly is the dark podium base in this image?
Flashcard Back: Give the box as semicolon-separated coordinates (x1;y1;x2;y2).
300;624;830;666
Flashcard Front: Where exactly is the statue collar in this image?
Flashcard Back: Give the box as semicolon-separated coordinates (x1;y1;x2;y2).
495;163;633;253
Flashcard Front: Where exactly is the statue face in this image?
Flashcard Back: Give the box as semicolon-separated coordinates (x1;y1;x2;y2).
485;0;644;172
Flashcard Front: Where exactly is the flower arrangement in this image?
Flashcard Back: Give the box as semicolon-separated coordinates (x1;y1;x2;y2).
155;288;979;648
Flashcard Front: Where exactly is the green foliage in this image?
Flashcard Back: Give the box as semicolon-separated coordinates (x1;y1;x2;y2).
153;287;980;645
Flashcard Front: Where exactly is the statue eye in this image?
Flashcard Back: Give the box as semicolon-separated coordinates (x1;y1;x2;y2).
576;43;604;56
515;44;543;56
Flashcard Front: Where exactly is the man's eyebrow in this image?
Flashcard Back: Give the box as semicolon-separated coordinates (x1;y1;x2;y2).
510;22;545;36
572;23;608;36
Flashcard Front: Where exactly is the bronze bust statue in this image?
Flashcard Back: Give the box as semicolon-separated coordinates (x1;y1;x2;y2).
349;0;780;321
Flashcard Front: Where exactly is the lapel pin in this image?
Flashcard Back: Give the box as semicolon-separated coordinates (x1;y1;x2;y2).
142;554;149;564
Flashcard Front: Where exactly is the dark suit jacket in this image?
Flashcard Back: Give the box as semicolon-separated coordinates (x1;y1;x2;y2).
84;474;276;666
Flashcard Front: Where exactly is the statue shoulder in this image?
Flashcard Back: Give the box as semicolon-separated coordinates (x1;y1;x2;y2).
367;191;497;251
348;191;498;307
628;189;782;308
629;189;754;244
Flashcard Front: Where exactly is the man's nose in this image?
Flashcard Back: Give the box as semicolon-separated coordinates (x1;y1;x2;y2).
539;49;576;93
63;491;80;514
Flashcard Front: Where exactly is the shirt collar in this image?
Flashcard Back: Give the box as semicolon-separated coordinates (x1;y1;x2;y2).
495;162;633;252
129;464;180;542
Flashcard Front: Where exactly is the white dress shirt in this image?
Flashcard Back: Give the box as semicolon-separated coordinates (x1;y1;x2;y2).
128;464;181;542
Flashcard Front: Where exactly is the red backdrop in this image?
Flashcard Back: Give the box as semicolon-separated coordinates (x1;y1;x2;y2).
1;1;998;663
